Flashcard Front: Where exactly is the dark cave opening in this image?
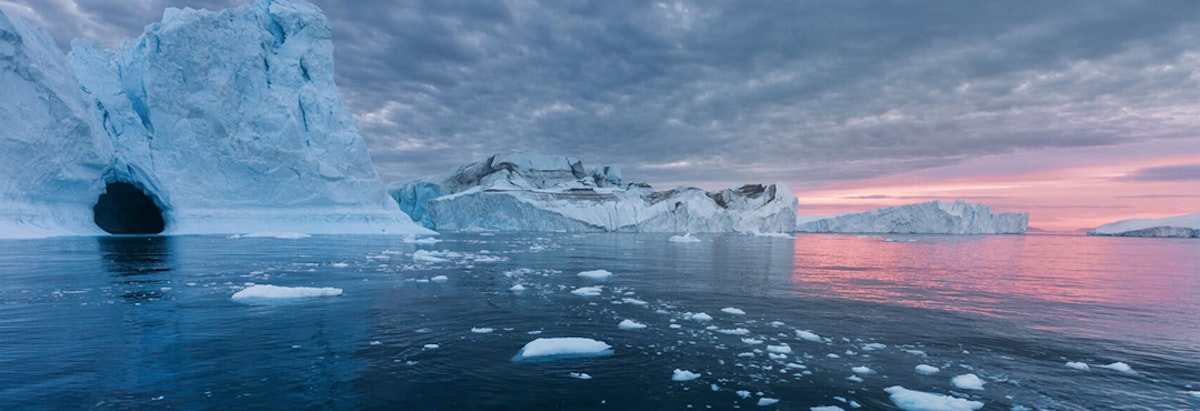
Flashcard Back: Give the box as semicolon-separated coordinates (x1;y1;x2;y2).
93;182;165;235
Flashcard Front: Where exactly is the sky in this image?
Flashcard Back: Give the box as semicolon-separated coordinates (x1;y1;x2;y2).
3;0;1199;231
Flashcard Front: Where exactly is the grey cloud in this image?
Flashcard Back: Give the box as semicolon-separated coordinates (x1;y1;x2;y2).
7;0;1200;188
1120;163;1200;182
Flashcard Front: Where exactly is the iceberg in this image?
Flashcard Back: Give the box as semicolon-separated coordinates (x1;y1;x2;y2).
389;152;798;233
796;200;1028;234
1088;213;1200;238
0;0;430;238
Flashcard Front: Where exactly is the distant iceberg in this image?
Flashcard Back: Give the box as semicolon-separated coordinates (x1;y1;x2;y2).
0;0;430;238
796;200;1028;234
389;152;798;233
1088;213;1200;238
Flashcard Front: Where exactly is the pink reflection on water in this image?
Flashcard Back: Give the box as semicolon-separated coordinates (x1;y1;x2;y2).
790;234;1200;345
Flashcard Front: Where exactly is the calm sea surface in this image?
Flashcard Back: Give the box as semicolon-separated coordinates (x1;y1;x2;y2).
0;233;1197;410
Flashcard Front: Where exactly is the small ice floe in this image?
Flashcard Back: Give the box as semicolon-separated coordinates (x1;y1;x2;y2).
471;327;494;334
369;340;382;346
622;297;648;305
915;364;940;375
736;390;751;399
785;363;806;370
884;386;983;411
811;406;845;411
826;353;841;359
403;235;442;244
578;269;613;280
951;373;985;390
742;338;764;345
852;366;875;374
717;328;751;335
1097;362;1136;375
1186;391;1200;398
669;324;683;329
847;375;864;383
231;285;342;301
796;330;822;342
618;320;648;330
1065;361;1089;371
412;250;448;263
757;397;780;406
669;233;702;243
568;372;593;380
721;307;747;315
229;232;311;239
690;312;714;321
571;286;604;297
330;262;350;268
423;344;440;350
431;275;449;282
672;369;701;382
766;344;792;354
861;343;887;351
510;284;527;291
512;337;613;362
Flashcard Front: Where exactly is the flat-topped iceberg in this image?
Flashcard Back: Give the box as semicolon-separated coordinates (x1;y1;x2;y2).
389;152;798;233
0;0;430;238
1088;213;1200;238
796;200;1028;234
512;337;613;361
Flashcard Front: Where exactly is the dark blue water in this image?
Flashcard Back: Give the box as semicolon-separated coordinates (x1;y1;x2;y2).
1;233;1197;410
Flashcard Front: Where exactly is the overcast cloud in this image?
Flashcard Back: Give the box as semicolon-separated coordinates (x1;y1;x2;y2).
5;0;1200;188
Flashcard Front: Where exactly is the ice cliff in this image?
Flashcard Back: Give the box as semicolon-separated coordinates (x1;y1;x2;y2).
1088;213;1200;238
389;153;798;233
0;0;429;238
795;200;1028;234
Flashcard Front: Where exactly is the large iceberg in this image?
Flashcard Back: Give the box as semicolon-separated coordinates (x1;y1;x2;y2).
1088;213;1200;238
389;153;798;233
0;0;429;238
796;200;1028;234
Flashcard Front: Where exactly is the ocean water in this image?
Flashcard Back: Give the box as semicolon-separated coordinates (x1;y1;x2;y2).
0;233;1197;410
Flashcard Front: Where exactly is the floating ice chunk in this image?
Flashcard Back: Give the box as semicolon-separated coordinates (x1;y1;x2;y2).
431;275;449;282
403;236;442;244
737;390;751;399
369;340;382;346
231;232;312;239
905;349;928;357
512;337;613;361
766;344;792;354
424;344;440;350
669;233;702;243
1064;361;1089;371
619;320;648;330
622;297;648;305
862;343;887;351
717;328;751;335
785;363;806;369
721;307;746;315
852;366;875;374
951;373;985;390
742;338;764;344
757;397;780;406
884;386;983;411
1097;362;1136;374
672;369;701;381
413;250;448;263
826;353;841;359
569;372;592;380
1187;391;1200;398
847;375;863;383
571;286;604;297
330;262;350;268
231;285;342;301
510;284;527;291
471;327;494;334
578;269;613;279
915;364;940;375
670;324;683;329
796;330;822;342
812;406;845;411
691;312;714;321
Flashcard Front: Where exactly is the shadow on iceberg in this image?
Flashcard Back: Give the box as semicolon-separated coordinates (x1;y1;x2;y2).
93;182;165;235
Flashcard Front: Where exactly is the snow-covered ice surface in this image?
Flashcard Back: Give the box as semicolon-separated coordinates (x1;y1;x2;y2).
1089;213;1200;238
796;200;1028;234
390;152;798;233
672;369;702;381
578;269;613;279
2;233;1198;410
951;373;985;390
0;0;429;238
512;337;614;361
230;284;342;301
884;386;984;411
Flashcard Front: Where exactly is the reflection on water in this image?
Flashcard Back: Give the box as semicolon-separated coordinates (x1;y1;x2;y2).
98;236;174;302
